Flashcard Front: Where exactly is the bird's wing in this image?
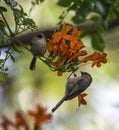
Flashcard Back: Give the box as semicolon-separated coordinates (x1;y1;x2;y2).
65;77;82;95
65;77;86;100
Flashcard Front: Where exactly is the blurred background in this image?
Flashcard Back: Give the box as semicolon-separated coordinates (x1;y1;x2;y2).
0;0;119;130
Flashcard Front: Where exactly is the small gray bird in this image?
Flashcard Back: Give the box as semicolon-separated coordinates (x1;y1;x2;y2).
29;33;47;70
52;72;92;113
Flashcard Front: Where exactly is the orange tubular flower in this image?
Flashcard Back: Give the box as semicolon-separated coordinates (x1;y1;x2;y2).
47;23;108;76
0;112;28;130
28;104;52;125
68;50;87;62
78;93;88;106
57;70;63;76
56;22;72;41
91;52;107;67
15;111;28;130
79;51;107;67
69;28;83;49
0;116;15;129
47;23;71;53
47;23;86;75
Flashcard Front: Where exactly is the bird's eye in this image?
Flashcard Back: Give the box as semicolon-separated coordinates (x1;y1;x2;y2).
83;72;87;75
36;34;43;38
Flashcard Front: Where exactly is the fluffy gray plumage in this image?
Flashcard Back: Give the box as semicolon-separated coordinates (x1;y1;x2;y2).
29;33;47;70
52;72;92;113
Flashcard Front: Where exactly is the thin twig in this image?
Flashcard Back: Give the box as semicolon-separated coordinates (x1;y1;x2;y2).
1;13;13;35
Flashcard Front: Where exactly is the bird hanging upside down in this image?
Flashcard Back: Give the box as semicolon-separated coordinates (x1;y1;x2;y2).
52;72;92;113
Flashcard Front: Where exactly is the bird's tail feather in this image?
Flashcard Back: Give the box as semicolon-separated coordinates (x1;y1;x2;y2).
29;56;37;70
52;97;66;113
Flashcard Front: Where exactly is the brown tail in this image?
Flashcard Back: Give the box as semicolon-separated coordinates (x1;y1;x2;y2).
29;56;37;70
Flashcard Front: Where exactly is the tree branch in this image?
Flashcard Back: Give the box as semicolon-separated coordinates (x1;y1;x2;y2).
108;17;119;29
0;17;119;48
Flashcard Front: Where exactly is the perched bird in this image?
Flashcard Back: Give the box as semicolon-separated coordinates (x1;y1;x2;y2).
52;72;92;113
29;33;47;70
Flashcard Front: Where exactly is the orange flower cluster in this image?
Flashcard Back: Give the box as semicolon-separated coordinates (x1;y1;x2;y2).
47;23;86;76
0;104;52;130
0;116;15;129
0;111;28;130
47;23;107;76
80;51;107;67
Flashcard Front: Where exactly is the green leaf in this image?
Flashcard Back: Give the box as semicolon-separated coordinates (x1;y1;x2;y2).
0;6;7;13
12;43;21;54
0;59;4;63
90;16;101;23
31;1;36;5
19;4;27;16
10;55;15;63
31;0;44;5
40;0;45;3
0;20;6;34
0;20;5;26
23;18;35;26
0;71;7;83
91;33;105;52
80;29;90;38
4;68;8;71
94;1;105;16
57;0;72;7
72;16;81;24
93;25;105;33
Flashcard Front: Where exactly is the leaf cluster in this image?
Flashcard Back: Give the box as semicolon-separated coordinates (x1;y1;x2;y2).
0;0;118;82
57;0;119;52
0;1;37;82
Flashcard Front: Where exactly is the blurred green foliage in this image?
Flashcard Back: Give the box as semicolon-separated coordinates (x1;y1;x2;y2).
0;0;119;81
57;0;119;52
0;1;119;130
0;1;37;82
